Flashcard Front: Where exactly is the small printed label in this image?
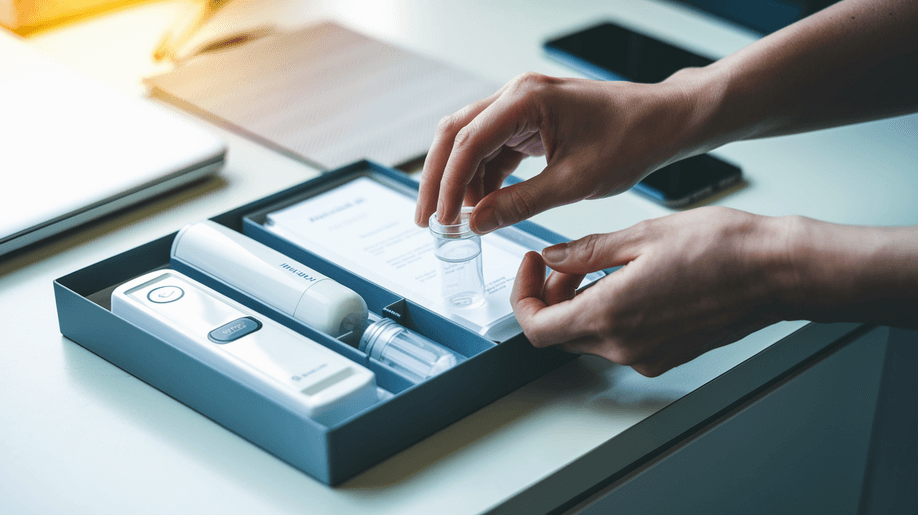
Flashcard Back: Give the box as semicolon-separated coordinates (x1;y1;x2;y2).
208;317;262;343
278;263;319;282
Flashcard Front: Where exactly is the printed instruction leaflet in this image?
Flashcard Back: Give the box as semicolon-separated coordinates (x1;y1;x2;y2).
265;176;535;340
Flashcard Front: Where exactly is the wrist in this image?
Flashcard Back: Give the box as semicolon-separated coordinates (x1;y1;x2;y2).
774;218;918;327
659;62;732;159
767;215;820;321
735;213;807;324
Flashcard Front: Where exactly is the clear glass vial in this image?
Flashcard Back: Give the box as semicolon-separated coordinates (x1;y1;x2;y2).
428;206;486;309
357;318;464;383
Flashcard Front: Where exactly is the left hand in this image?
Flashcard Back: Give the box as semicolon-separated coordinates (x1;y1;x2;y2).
414;73;699;232
510;207;797;377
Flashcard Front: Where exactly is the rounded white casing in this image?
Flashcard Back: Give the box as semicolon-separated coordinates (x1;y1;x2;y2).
110;270;378;425
171;220;368;335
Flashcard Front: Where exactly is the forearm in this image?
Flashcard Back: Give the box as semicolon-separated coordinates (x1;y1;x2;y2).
776;217;918;328
670;0;918;154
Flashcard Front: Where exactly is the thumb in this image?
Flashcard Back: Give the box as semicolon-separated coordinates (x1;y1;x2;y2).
541;230;642;274
468;161;581;234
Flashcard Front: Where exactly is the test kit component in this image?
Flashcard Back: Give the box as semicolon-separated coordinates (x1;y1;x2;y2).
428;207;486;309
171;220;368;336
347;317;465;383
111;270;378;426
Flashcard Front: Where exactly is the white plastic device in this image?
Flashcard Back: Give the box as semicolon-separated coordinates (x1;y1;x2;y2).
171;220;368;336
111;269;378;426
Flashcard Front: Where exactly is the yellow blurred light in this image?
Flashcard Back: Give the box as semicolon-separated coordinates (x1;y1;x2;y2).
1;0;151;35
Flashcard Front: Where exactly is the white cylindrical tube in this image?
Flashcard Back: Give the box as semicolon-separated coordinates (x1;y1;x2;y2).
171;220;368;336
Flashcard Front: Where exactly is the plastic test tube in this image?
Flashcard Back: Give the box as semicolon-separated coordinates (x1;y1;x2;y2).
355;318;465;383
428;206;486;309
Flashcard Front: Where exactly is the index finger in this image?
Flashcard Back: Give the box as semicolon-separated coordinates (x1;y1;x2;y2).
415;94;500;227
436;77;545;226
511;252;596;347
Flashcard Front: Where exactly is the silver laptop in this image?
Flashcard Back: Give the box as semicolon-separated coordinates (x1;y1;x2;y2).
0;32;226;257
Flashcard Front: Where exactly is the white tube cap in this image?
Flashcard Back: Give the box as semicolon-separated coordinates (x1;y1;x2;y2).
294;280;368;335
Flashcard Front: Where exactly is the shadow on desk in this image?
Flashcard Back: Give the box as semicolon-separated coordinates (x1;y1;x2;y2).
58;336;649;494
343;357;613;489
345;356;684;491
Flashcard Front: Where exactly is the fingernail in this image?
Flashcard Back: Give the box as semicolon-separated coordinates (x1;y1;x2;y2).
414;205;425;226
542;243;568;263
435;200;450;224
473;206;502;234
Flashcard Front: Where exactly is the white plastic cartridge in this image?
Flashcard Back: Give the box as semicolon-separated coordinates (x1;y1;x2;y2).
111;269;377;425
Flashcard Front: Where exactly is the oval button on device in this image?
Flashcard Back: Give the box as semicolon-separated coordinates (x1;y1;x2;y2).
148;286;184;303
208;317;262;343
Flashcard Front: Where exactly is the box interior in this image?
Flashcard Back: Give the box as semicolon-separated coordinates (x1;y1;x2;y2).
54;160;580;485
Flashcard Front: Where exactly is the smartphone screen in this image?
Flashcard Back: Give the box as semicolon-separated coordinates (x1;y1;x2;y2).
544;22;713;83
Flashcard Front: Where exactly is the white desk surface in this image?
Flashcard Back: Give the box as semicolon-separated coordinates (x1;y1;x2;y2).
3;1;917;514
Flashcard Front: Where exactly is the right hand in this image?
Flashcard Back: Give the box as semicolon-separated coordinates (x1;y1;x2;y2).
414;72;701;232
510;207;796;377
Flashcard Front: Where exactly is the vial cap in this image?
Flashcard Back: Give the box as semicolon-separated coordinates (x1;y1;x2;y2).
428;206;475;239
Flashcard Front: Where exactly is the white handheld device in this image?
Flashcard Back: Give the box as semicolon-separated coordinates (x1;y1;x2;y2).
171;220;368;336
111;270;378;425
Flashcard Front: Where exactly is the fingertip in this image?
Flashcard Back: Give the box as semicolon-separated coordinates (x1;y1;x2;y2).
435;194;463;228
469;191;521;234
415;169;441;228
541;242;569;265
472;178;559;235
520;250;545;270
414;203;429;227
517;251;546;280
528;250;545;262
543;270;585;306
470;204;502;234
543;230;640;273
510;251;546;307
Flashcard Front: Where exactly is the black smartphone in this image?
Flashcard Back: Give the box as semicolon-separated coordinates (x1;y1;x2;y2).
544;22;740;206
544;21;714;83
633;154;742;208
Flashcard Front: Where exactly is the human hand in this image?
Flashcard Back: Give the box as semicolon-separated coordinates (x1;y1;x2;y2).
414;72;700;232
510;207;797;377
